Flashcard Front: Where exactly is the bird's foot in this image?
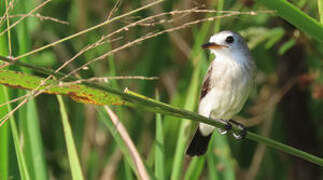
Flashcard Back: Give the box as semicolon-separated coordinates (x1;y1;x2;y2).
229;119;246;139
217;119;232;135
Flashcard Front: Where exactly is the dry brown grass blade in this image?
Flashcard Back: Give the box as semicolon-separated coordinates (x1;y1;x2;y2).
0;9;229;113
61;76;159;85
0;0;51;36
104;106;149;180
0;0;162;126
0;8;273;127
2;13;69;24
14;0;164;60
99;150;122;180
5;0;12;56
65;11;268;79
0;0;14;27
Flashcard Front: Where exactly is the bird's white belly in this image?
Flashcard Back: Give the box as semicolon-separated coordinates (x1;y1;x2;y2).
199;86;247;119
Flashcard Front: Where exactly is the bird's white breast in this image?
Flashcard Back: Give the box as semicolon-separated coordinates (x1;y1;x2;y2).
198;57;254;120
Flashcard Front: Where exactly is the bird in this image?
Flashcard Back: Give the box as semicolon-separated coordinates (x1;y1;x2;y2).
186;31;255;156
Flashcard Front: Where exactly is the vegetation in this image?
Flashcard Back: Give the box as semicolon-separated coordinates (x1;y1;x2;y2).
0;0;322;180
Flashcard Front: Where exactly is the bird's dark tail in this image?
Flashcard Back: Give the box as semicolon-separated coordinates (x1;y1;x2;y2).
186;127;212;156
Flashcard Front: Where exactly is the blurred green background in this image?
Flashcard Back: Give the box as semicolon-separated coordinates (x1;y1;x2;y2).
0;0;322;179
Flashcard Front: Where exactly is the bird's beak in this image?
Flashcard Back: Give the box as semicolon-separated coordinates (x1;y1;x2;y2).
201;42;227;49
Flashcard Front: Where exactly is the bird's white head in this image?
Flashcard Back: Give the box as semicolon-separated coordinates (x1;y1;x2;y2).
202;31;251;64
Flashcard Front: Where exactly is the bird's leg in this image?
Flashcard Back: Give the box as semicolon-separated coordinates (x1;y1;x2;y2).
229;119;246;139
216;119;232;135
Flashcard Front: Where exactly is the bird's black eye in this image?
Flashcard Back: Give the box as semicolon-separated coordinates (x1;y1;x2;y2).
225;36;234;44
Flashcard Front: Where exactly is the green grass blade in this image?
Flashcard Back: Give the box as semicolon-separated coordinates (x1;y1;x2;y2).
9;111;31;180
207;152;219;180
0;2;31;178
212;136;235;180
0;11;9;179
6;0;49;178
184;157;206;180
123;158;135;180
278;39;296;55
213;0;224;32
170;63;201;180
154;91;165;180
3;88;31;180
56;95;84;180
0;86;9;180
258;0;323;41
318;0;323;24
20;99;48;180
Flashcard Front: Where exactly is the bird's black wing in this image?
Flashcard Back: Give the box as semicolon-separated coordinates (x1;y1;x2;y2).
200;65;212;100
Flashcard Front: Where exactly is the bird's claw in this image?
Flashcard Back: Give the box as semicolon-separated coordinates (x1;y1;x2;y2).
217;119;232;135
229;119;246;139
